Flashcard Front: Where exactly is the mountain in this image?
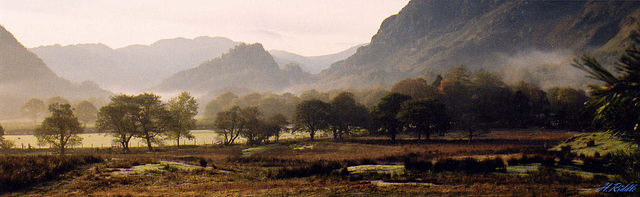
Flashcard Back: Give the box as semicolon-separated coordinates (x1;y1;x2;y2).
269;44;365;74
154;43;304;95
314;0;640;90
30;36;240;92
0;25;111;118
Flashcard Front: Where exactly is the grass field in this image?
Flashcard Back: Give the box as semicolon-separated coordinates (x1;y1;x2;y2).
0;130;626;196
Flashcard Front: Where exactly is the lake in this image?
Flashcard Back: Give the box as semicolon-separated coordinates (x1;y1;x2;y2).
4;130;309;149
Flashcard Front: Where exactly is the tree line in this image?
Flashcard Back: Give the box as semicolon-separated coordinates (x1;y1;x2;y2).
391;66;592;132
29;92;197;154
17;63;597;154
23;67;595;154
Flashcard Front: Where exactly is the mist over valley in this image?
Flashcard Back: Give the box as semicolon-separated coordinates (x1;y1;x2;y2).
2;1;640;195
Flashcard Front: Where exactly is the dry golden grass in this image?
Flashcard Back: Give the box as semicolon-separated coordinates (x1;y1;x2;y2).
4;130;608;197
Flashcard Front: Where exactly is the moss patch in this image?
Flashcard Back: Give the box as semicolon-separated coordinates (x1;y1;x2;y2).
347;165;405;175
550;132;637;156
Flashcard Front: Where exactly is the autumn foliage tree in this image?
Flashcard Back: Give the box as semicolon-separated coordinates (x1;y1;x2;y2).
391;78;440;99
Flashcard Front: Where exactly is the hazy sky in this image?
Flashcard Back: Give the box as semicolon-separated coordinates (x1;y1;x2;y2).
0;0;410;56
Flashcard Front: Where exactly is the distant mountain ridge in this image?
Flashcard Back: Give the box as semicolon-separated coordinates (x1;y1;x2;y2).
269;44;365;74
0;25;111;118
30;36;241;92
154;43;305;95
313;0;640;90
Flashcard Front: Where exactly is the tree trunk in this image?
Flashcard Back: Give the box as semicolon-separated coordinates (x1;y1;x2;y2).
390;130;396;142
176;137;180;148
124;143;129;153
146;137;153;151
59;134;65;155
309;130;315;141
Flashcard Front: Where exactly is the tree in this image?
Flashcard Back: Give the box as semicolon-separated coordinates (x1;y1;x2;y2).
371;93;412;141
21;98;46;124
75;101;98;126
546;87;591;130
468;70;513;128
203;92;238;127
0;123;14;150
432;75;443;87
439;65;473;127
460;113;480;144
96;95;139;153
239;106;264;145
397;98;448;140
166;92;198;148
514;81;552;127
47;96;70;105
299;89;330;102
294;99;330;141
572;30;640;144
214;106;244;145
35;103;83;155
133;93;169;151
328;92;370;140
354;87;390;108
264;113;289;142
391;78;440;100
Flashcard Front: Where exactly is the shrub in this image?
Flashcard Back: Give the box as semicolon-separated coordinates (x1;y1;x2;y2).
431;157;506;173
541;156;556;167
199;158;208;167
507;154;542;166
269;160;342;179
586;140;595;147
0;155;103;193
607;150;640;183
581;156;609;173
404;158;432;172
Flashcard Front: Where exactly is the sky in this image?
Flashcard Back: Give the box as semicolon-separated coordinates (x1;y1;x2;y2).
0;0;410;56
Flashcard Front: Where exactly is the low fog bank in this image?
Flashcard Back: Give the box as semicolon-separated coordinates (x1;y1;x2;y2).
494;49;599;90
